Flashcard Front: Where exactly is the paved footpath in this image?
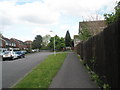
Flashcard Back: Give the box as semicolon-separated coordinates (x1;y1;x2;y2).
50;52;99;88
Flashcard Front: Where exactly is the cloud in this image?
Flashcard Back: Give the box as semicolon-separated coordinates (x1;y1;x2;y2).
0;16;14;25
59;24;79;38
0;1;60;25
44;0;118;19
32;27;55;37
0;1;15;25
0;0;118;26
16;2;60;24
0;0;119;41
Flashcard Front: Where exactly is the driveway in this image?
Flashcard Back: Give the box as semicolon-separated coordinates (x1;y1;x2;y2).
2;52;53;88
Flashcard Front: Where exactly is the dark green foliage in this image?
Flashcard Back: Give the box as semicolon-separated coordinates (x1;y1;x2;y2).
79;25;91;41
104;1;120;25
71;39;74;47
115;1;120;19
103;84;111;89
90;57;96;71
104;13;116;25
32;35;42;50
48;36;65;50
90;71;103;87
65;30;72;47
41;46;50;50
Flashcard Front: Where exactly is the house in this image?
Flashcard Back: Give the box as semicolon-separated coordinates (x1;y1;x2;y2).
0;33;2;54
74;35;80;47
24;40;32;49
79;20;107;36
0;34;7;51
10;38;27;50
0;34;31;51
1;37;16;50
0;34;2;48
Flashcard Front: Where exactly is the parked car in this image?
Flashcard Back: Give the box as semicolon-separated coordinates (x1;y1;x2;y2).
15;51;25;58
2;51;19;61
21;50;27;54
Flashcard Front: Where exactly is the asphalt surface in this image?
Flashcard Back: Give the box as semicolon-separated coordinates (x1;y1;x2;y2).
0;56;2;89
50;52;98;88
2;52;53;88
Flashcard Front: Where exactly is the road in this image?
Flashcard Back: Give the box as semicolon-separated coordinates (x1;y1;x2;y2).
0;56;2;89
2;52;53;88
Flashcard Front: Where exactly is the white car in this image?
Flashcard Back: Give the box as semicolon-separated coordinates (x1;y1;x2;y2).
2;51;19;61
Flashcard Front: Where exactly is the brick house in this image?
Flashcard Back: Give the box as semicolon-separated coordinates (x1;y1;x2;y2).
2;39;6;48
0;35;30;51
0;34;6;51
24;40;32;49
2;37;16;50
0;33;2;48
10;38;27;50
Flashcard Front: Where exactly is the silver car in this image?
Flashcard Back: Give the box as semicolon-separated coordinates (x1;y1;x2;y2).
2;51;18;61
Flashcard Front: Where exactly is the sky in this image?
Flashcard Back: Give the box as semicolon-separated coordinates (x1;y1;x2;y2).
0;0;119;41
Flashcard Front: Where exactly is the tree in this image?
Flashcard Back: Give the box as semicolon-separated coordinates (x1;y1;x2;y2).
32;35;42;50
48;35;65;50
71;39;74;47
65;30;72;47
104;1;120;25
42;34;51;47
56;37;65;50
114;1;120;20
79;25;91;41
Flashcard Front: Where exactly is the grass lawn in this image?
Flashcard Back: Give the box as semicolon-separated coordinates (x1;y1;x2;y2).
13;52;68;88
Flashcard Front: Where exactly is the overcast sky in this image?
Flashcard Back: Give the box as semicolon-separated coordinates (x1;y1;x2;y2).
0;0;119;41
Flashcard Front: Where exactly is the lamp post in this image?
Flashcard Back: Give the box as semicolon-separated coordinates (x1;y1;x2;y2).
50;30;56;56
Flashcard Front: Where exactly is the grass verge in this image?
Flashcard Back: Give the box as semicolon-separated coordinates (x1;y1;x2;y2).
13;52;68;88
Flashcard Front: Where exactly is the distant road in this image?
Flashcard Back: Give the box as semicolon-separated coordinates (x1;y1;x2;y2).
2;52;53;88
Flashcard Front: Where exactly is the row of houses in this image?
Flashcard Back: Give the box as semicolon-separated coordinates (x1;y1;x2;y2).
0;35;32;51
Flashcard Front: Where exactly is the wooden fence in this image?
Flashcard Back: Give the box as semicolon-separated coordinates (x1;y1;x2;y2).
75;18;119;88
